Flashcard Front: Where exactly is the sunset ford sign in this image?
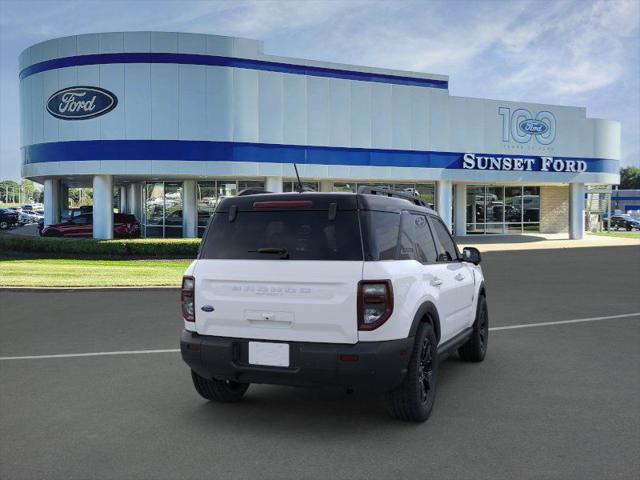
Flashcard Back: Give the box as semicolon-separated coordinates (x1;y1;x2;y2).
46;86;117;120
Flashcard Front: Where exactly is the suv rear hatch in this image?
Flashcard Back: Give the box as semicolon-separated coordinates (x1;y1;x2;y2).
193;194;363;344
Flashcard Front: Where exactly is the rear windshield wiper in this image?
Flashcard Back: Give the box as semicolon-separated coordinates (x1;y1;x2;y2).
249;247;290;259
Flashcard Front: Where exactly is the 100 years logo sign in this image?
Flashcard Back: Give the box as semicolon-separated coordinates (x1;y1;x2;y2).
46;86;117;120
498;107;556;145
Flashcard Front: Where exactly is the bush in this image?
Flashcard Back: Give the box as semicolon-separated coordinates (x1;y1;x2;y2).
0;234;200;258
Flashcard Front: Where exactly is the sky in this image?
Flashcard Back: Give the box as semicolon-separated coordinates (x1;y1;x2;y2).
0;0;638;181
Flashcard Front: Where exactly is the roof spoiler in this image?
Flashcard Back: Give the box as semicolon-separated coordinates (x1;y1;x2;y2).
357;185;430;208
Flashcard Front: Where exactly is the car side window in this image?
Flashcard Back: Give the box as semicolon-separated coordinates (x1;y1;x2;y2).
401;212;438;263
428;216;460;262
397;213;416;261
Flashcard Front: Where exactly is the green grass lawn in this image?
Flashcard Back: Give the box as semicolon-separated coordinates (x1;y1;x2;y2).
589;231;640;239
0;258;192;287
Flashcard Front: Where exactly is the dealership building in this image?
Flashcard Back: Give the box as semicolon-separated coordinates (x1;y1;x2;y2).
19;32;620;239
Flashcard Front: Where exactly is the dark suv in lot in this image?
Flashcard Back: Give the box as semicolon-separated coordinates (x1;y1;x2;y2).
41;213;140;238
607;214;640;231
0;208;20;230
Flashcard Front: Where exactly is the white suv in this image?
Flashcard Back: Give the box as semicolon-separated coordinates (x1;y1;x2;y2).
180;187;488;422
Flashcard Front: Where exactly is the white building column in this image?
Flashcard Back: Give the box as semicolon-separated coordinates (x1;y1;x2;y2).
454;183;466;237
436;180;453;232
119;185;127;213
43;178;60;226
182;180;198;238
569;183;585;240
92;175;113;240
265;176;283;193
127;183;142;219
319;180;333;192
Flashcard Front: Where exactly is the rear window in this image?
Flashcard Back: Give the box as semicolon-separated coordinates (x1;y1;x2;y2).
360;211;401;261
199;210;363;261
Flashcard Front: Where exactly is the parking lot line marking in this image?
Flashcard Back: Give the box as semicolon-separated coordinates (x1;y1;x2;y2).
490;312;640;331
0;348;180;361
1;313;639;361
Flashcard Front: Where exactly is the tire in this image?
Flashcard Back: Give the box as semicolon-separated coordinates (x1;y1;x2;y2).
384;322;438;422
0;221;8;230
626;226;632;231
458;295;489;362
190;370;249;403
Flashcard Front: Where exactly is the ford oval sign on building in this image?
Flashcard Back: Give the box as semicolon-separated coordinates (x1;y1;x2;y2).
518;118;549;135
46;86;117;120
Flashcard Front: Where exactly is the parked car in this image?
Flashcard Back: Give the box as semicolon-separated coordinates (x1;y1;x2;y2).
17;211;41;225
0;208;20;229
180;188;488;422
608;214;640;231
41;213;140;238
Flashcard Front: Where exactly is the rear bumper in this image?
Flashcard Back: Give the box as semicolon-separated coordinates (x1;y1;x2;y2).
181;330;414;393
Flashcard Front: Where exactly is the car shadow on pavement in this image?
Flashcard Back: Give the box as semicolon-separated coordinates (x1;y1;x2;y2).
178;357;471;434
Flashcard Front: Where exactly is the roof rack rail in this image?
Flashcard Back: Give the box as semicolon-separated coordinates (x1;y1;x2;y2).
237;188;272;196
357;185;429;208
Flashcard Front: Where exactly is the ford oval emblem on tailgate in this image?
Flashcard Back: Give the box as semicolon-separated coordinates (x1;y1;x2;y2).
201;305;215;312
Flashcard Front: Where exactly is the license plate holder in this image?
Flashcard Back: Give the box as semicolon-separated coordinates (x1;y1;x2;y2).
248;341;290;367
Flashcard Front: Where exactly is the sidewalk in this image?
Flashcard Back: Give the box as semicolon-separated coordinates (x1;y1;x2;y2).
456;233;640;252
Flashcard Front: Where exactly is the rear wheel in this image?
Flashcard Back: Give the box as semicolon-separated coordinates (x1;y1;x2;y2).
458;295;489;362
0;221;8;230
190;370;249;402
384;322;438;422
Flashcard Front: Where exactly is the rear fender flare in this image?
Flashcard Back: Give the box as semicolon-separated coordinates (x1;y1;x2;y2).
408;302;441;342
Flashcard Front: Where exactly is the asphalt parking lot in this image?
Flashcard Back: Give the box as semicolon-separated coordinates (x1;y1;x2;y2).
1;246;639;480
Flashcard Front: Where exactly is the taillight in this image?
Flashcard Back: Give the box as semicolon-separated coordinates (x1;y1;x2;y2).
357;280;393;330
253;200;313;209
181;276;195;322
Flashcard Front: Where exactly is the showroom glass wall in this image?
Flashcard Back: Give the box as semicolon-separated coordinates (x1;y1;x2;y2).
142;180;437;238
332;182;436;208
143;182;184;237
196;180;265;236
465;185;540;234
144;180;268;237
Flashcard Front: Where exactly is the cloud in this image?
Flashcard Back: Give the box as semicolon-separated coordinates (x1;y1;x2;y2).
493;0;639;100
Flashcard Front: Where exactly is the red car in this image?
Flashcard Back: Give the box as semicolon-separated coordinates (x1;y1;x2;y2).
41;213;140;238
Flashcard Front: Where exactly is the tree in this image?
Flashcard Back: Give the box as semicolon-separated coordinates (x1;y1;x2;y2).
619;166;640;189
21;179;36;202
0;180;20;204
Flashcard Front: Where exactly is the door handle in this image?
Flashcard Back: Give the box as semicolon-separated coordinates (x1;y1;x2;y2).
430;277;443;287
455;273;465;281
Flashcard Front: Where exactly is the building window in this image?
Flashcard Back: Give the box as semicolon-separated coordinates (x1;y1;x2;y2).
466;185;540;234
283;180;319;192
238;180;265;192
143;182;183;238
332;182;436;208
195;180;266;237
197;181;217;237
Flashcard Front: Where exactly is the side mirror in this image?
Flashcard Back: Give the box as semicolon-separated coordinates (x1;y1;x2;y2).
462;247;481;265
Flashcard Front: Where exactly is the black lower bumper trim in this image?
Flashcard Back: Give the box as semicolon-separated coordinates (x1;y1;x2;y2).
181;330;414;393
